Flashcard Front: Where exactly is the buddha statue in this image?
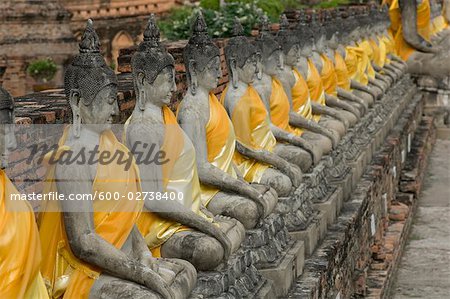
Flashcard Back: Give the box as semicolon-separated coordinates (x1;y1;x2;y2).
220;17;303;197
177;12;278;229
38;20;196;299
125;15;245;271
275;14;340;154
387;0;450;78
252;15;322;172
0;86;49;298
306;13;362;126
322;11;374;114
293;13;350;137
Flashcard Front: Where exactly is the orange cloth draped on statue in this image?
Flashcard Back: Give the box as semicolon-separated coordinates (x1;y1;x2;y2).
320;54;338;96
306;59;326;121
136;106;204;254
334;51;351;91
268;77;301;135
221;85;276;183
38;128;144;299
345;46;369;85
291;67;313;122
1;170;49;299
197;93;238;205
390;0;432;60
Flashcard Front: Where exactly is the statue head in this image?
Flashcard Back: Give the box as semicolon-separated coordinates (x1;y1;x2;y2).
310;12;327;52
295;10;314;58
132;14;176;109
276;14;301;66
254;15;284;76
0;86;16;169
325;10;340;50
183;11;221;95
224;17;260;87
64;19;119;136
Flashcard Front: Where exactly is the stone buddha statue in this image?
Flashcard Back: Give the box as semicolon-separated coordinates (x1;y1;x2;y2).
252;15;322;172
125;15;245;271
321;11;373;114
275;14;340;154
293;13;351;138
387;0;450;78
176;12;278;229
0;86;49;298
306;13;362;126
38;20;196;299
220;17;303;196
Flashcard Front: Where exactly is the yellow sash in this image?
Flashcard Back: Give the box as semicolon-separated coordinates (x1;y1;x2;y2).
38;128;144;299
198;93;237;206
292;67;313;121
370;38;383;68
391;0;432;60
345;46;369;85
136;107;203;253
0;170;49;299
358;40;376;79
334;51;351;91
306;59;326;121
320;54;338;96
221;85;275;183
269;77;300;135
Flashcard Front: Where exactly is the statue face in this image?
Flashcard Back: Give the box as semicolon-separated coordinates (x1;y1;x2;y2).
301;42;313;58
76;84;119;131
264;49;284;76
315;34;326;52
328;33;339;50
0;109;16;169
138;66;176;107
236;54;258;84
285;44;301;66
196;56;222;91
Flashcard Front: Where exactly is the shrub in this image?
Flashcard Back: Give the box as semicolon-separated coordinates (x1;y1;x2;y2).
158;2;266;40
26;58;57;82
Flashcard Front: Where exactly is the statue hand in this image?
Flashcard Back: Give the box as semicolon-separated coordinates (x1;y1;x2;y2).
214;226;232;261
141;265;174;299
286;164;302;189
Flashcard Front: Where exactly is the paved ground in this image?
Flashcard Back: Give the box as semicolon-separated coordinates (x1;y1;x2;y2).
391;138;450;298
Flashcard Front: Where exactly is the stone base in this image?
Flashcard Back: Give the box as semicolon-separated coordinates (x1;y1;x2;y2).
313;186;343;226
259;241;305;297
253;278;277;299
289;210;326;256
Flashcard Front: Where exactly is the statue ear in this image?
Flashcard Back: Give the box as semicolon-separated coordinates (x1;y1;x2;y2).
136;72;146;111
69;89;82;137
188;59;198;95
229;58;238;88
69;89;81;113
137;72;146;89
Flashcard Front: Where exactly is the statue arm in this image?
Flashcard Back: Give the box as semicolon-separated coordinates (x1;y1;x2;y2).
178;111;266;214
399;0;437;53
55;163;173;298
288;112;339;148
269;123;319;165
336;87;368;114
368;77;385;91
235;141;302;188
310;102;350;129
324;94;361;120
350;80;377;99
127;126;232;260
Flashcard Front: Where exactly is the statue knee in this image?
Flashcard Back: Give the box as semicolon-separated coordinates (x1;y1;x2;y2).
260;168;292;197
302;132;332;155
339;110;358;126
190;235;224;270
231;199;260;229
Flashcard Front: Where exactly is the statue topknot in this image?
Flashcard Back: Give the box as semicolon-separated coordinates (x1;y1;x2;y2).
183;11;220;79
64;19;117;106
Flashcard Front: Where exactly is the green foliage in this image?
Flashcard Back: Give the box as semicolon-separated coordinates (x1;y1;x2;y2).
26;58;57;82
226;0;283;21
281;0;306;10
313;0;351;9
200;0;220;10
158;2;266;40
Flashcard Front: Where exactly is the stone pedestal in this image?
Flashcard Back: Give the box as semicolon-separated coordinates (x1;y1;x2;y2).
289;210;327;256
